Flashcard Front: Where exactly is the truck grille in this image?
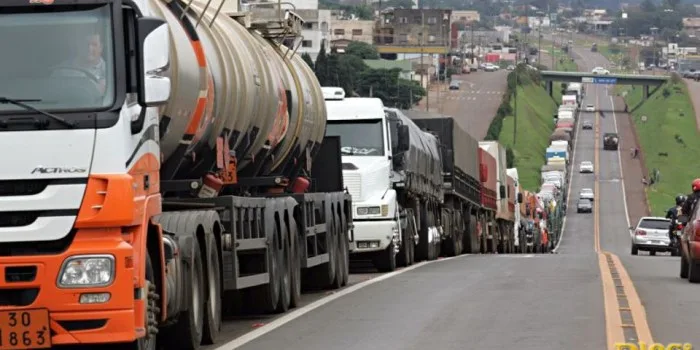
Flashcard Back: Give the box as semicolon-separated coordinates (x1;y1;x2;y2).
0;180;50;197
343;172;362;200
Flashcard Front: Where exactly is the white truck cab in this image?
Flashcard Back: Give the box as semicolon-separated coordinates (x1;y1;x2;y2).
322;87;403;269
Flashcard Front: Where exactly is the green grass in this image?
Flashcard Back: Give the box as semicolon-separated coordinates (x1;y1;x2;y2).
618;81;700;215
498;83;559;192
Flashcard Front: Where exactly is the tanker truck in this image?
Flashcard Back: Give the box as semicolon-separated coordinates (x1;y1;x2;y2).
322;90;444;270
0;0;352;349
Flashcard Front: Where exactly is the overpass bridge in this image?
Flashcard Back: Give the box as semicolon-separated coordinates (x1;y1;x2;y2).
540;71;669;99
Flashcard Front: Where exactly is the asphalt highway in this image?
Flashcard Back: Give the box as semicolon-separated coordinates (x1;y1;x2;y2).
197;39;698;350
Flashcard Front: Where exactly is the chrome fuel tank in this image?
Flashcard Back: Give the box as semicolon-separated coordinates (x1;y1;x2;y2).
151;0;327;178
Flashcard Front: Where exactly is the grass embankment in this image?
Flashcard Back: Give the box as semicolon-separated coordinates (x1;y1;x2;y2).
618;79;700;215
484;67;559;191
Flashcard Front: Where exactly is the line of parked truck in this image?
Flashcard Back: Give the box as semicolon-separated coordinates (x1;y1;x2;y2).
0;1;537;348
322;87;534;271
516;82;586;253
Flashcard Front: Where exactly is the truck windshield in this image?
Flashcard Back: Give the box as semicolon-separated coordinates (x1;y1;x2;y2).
0;5;115;113
326;119;385;156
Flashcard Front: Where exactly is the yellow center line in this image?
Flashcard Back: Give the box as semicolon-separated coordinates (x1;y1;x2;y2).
592;86;655;348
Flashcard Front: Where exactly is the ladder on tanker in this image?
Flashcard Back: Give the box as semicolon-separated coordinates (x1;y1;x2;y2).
180;0;305;55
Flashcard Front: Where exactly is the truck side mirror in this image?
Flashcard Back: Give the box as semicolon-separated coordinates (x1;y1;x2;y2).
137;17;170;107
499;185;506;198
397;124;410;152
517;193;523;203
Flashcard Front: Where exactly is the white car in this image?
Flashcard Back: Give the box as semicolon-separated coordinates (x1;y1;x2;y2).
585;104;595;112
591;67;610;75
630;217;673;256
580;188;594;201
579;161;594;173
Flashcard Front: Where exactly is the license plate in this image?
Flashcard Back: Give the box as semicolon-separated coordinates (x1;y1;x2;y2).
0;310;51;349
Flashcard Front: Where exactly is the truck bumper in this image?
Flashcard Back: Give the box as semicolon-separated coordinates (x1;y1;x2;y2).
0;228;140;346
349;220;398;254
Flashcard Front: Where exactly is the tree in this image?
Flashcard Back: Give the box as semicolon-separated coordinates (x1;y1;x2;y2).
350;4;373;20
640;0;655;13
301;52;314;69
345;41;379;59
314;42;329;85
356;68;425;109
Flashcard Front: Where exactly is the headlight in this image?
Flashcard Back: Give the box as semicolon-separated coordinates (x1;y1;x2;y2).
58;255;115;288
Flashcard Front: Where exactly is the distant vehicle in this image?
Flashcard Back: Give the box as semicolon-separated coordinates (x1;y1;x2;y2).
591;43;598;52
449;80;461;90
630;217;672;256
585;104;595;112
591;67;610;75
577;199;593;213
579;161;594;173
484;63;498;72
507;65;515;70
603;132;619;150
582;120;594;129
579;188;594;201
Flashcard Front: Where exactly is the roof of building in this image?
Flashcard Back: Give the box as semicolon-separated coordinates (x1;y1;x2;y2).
363;59;413;71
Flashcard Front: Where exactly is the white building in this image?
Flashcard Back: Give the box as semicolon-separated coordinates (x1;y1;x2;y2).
282;0;331;61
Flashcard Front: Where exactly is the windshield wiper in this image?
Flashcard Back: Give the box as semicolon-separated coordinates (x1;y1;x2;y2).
0;97;75;128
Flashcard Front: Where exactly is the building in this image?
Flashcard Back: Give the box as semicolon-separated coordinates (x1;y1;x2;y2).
682;17;700;35
374;8;452;54
450;10;480;24
330;19;374;52
281;0;330;61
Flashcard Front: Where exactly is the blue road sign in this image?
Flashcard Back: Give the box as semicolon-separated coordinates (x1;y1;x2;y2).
593;77;617;84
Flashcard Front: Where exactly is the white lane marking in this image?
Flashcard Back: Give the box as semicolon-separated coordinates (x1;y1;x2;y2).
609;94;632;228
213;255;465;349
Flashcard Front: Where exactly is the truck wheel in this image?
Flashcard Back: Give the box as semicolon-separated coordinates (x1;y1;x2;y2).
397;221;412;267
631;244;638;255
649;250;656;256
289;220;302;308
125;252;158;350
309;218;337;289
256;224;281;312
160;238;205;349
276;223;292;312
374;242;397;272
332;217;345;290
689;260;700;283
680;253;689;278
202;233;222;345
338;217;350;287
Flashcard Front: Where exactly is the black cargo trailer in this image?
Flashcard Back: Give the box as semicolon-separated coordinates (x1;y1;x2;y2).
409;117;482;207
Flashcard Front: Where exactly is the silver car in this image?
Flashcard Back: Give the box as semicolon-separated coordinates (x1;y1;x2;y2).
630;216;672;256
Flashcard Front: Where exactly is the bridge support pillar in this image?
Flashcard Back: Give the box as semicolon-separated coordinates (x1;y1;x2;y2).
643;85;650;100
547;80;553;97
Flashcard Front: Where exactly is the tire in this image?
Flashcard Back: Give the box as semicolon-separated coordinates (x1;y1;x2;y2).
202;233;222;345
159;238;205;349
289;219;302;308
397;218;412;267
124;252;158;350
253;224;280;313
631;244;638;255
374;242;397;272
331;215;345;290
649;250;656;256
689;259;700;283
338;216;350;287
276;223;292;312
680;253;689;279
310;216;338;289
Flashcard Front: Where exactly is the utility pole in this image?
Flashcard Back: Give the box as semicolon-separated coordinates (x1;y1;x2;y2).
471;22;475;66
421;10;428;112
